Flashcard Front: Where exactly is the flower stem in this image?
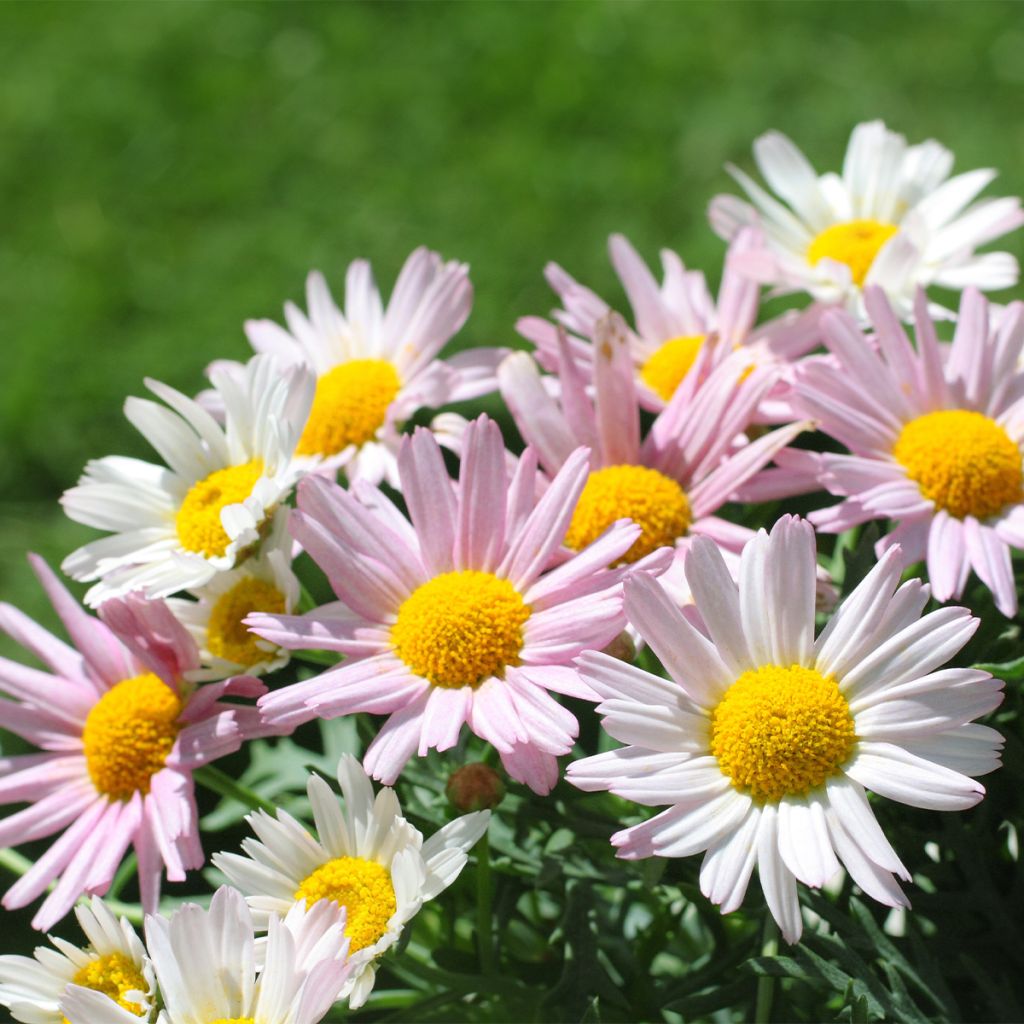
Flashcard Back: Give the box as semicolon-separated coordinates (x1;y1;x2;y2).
476;829;496;975
755;914;779;1023
194;764;277;815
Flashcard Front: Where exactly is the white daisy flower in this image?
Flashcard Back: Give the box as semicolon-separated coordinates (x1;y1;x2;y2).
0;895;155;1024
137;886;352;1024
710;120;1024;320
61;354;314;606
568;515;1003;943
167;508;300;681
214;754;489;1008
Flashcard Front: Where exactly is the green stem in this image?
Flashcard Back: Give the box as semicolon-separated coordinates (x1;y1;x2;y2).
476;829;496;975
194;764;277;815
755;914;779;1024
299;582;319;613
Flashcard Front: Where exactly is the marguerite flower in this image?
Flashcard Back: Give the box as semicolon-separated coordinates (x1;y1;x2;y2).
61;353;314;605
798;286;1024;617
710;120;1024;319
0;895;155;1024
568;516;1003;943
214;755;489;1009
251;415;658;793
138;885;352;1024
499;312;809;603
517;229;820;418
240;246;502;486
0;556;265;930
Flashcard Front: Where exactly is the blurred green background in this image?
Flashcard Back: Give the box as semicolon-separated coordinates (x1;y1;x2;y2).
2;0;1024;631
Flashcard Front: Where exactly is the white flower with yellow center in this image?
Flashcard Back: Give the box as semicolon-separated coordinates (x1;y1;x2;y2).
0;896;155;1024
61;354;314;606
140;886;352;1024
214;755;489;1009
710;120;1024;320
568;516;1004;944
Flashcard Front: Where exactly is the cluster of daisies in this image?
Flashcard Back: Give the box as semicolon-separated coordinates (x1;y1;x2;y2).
0;119;1020;1023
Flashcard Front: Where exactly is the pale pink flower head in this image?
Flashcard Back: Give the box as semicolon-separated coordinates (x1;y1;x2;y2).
798;286;1024;617
569;516;1003;944
251;415;658;794
517;229;820;420
0;556;266;930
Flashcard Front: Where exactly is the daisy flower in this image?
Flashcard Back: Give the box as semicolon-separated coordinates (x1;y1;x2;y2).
138;885;352;1024
709;119;1024;319
0;895;155;1024
167;509;300;682
61;353;314;606
0;555;265;930
251;415;658;794
798;286;1024;617
517;229;820;418
240;246;502;486
499;312;809;603
568;516;1003;943
214;755;489;1009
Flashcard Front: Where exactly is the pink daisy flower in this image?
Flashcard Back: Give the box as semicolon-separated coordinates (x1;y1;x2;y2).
797;286;1024;616
0;556;265;930
251;416;662;794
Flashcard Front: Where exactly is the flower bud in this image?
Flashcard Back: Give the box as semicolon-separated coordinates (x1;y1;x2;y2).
446;763;505;812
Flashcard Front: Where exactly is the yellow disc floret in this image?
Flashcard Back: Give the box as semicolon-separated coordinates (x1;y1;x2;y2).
176;460;266;558
640;335;705;401
295;856;397;953
297;358;401;456
68;952;148;1019
565;464;691;563
806;219;899;286
710;664;856;803
83;674;182;800
391;571;530;689
207;577;287;667
893;409;1022;520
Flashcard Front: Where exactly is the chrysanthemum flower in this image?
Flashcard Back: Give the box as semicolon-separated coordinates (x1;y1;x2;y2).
710;120;1024;319
0;895;155;1024
139;885;352;1024
251;415;656;793
798;286;1024;617
214;755;488;1009
168;509;300;682
517;229;820;418
499;312;808;602
568;516;1003;943
240;246;501;486
0;556;265;930
61;354;314;606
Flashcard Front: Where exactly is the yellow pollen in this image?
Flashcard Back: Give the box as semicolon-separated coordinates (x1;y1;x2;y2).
67;952;147;1019
565;464;691;564
893;409;1022;520
640;335;705;401
207;577;287;667
83;674;182;800
806;219;898;286
176;460;266;558
710;664;856;803
297;358;401;456
295;856;397;953
391;571;529;689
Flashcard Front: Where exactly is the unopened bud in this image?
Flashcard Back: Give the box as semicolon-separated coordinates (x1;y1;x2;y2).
601;630;636;663
446;763;505;812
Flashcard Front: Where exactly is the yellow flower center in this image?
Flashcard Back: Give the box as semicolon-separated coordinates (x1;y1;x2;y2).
297;358;402;456
294;856;397;953
176;460;266;558
206;577;287;667
565;465;691;564
67;952;147;1019
639;335;705;401
893;409;1022;520
391;571;529;689
82;674;182;800
710;664;856;803
806;219;899;287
